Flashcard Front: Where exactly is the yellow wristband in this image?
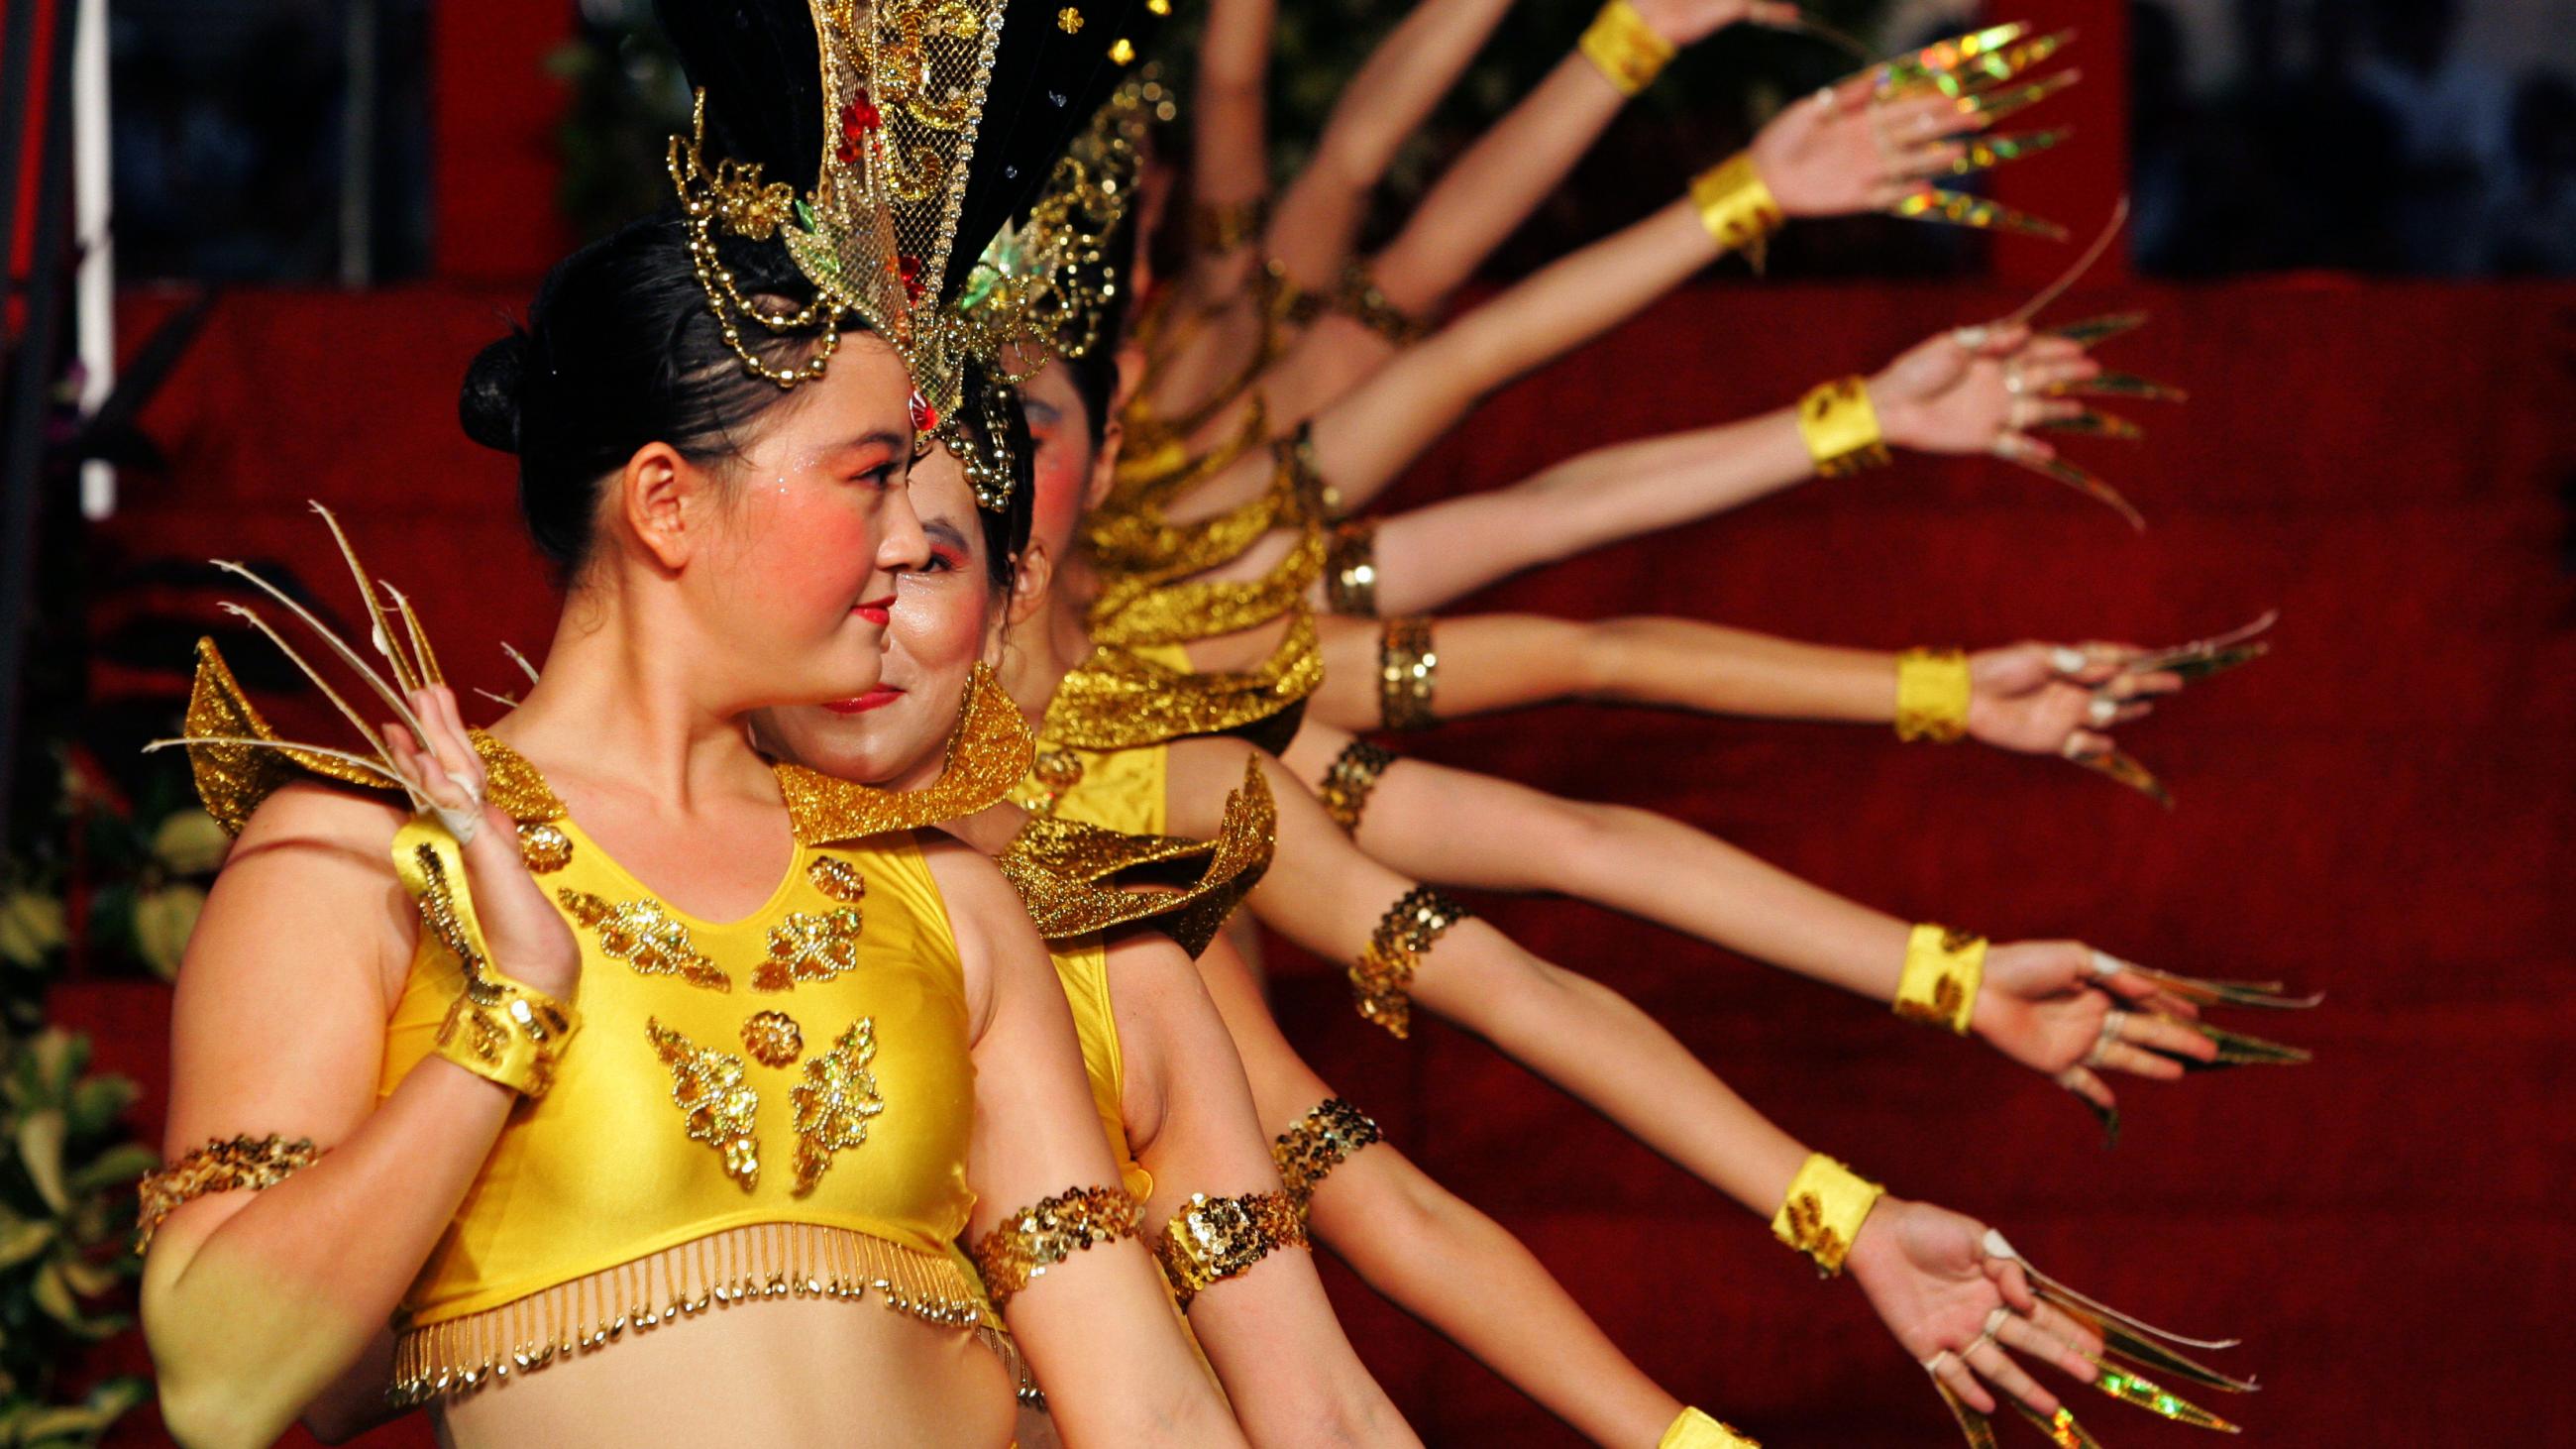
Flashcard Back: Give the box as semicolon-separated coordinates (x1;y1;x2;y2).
1795;376;1891;478
1894;646;1972;743
1895;923;1987;1036
1771;1152;1884;1277
1688;152;1784;270
396;819;581;1098
1579;0;1675;96
1663;1405;1763;1449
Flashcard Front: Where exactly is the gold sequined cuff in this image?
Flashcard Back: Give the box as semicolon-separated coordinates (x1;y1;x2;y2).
396;820;581;1098
1350;885;1472;1039
1662;1405;1763;1449
1318;739;1397;835
1796;376;1892;478
135;1133;321;1254
1580;0;1676;96
1894;923;1986;1036
1323;518;1382;617
1259;259;1328;329
1895;646;1973;743
1334;262;1430;345
1272;1097;1384;1205
1378;616;1439;731
1771;1152;1884;1278
1689;152;1785;269
1192;195;1268;256
974;1184;1143;1311
1154;1189;1310;1308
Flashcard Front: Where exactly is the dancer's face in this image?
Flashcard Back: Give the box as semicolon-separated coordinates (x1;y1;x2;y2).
751;439;1000;792
642;333;928;710
1018;357;1118;565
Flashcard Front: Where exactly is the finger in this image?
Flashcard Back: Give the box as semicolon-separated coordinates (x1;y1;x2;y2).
1890;141;1969;181
2017;356;2100;391
407;687;476;789
429;687;488;795
2060;727;2113;759
2122;1012;2222;1061
2095;1039;2187;1080
1930;1350;1996;1415
2023;335;2088;363
1831;72;1880;113
1868;177;1928;211
1999;1313;2099;1384
2029;397;2089;427
2102;669;2185;699
2030;1300;2107;1361
1965;1338;2060;1416
1745;2;1801;27
2105;700;2154;726
2053;1063;2117;1114
2145;989;2204;1021
1982;1253;2040;1313
1886;92;1968;139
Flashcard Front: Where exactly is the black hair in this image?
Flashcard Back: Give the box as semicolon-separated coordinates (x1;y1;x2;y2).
459;209;837;582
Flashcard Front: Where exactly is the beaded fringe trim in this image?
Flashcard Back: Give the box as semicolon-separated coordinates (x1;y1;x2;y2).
389;1221;1013;1406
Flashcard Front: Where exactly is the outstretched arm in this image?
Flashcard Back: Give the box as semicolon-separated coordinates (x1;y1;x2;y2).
1174;0;1278;307
1105;931;1418;1448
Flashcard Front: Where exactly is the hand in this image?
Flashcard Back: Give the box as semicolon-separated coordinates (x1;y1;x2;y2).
1964;641;2181;758
1845;1197;2105;1416
385;686;581;999
1971;940;2219;1112
1871;328;2101;456
1629;0;1798;48
1750;75;1982;218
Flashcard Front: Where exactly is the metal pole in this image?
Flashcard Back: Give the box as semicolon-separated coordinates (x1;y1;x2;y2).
72;0;115;519
339;0;378;287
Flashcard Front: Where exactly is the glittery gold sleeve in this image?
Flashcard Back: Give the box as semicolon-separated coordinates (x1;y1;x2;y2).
184;638;400;836
1036;613;1322;753
136;1134;322;1253
973;1184;1142;1311
996;755;1276;956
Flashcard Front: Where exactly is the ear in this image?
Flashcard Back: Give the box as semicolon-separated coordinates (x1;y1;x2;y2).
1006;536;1057;627
1083;417;1122;511
618;441;704;574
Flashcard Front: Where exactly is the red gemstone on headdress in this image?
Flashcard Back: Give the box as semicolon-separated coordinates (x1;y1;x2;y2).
897;253;925;302
843;91;882;135
910;390;938;432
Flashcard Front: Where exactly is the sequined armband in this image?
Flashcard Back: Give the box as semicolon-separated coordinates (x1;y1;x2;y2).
1895;923;1986;1035
1580;0;1676;96
1272;1097;1384;1206
1317;739;1397;835
1662;1405;1763;1449
1796;376;1891;478
1349;886;1471;1039
1334;263;1430;346
1323;518;1382;618
136;1134;321;1253
1895;647;1973;743
974;1184;1142;1311
397;821;581;1098
1191;195;1268;256
1689;152;1784;270
1771;1152;1884;1278
1378;616;1440;730
1154;1189;1309;1308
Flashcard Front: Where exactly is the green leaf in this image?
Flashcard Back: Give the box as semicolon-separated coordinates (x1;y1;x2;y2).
59;1254;120;1296
16;1110;66;1213
150;809;231;876
0;892;65;969
132;885;207;982
31;1258;78;1323
62;1076;136;1139
0;1218;54;1271
65;1144;156;1196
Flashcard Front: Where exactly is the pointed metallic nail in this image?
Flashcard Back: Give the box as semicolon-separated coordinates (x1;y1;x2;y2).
1999;448;2146;530
2016;1403;2107;1448
1950;127;2073;175
2049;311;2150;345
1959;67;2082;125
2059;371;2189;403
2069;745;2173;807
1874;22;2029;96
1892;187;2073;241
1932;1380;2003;1449
2183;1022;2311;1067
2090;1359;2242;1432
2040;407;2145;441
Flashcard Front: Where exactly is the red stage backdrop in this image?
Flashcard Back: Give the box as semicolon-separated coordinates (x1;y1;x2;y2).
60;271;2576;1445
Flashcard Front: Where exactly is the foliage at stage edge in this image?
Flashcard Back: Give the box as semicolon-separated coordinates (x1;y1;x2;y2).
551;0;1903;272
0;749;212;1444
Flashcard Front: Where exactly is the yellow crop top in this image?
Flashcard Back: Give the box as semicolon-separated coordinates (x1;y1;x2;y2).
1047;935;1153;1205
376;794;996;1401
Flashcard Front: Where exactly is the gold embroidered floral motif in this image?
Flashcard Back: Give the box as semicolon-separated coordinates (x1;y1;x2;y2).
560;890;730;991
791;1018;886;1196
806;854;869;904
136;1134;321;1253
742;1010;806;1067
517;822;574;873
646;1018;762;1188
758;907;866;992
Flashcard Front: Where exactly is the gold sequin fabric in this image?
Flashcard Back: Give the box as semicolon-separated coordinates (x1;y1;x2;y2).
182;638;387;836
1087;525;1330;648
136;1133;321;1253
1153;1189;1309;1308
996;755;1277;956
646;1018;763;1189
973;1184;1141;1310
1271;1098;1382;1206
1350;885;1472;1039
561;890;731;992
741;1010;805;1067
1377;616;1439;730
1085;421;1338;585
1323;518;1382;617
775;663;1036;842
1318;739;1396;834
1038;611;1323;752
757;908;867;991
790;1019;886;1196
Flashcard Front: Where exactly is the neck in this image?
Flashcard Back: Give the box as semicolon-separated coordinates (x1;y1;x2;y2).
999;570;1100;738
496;578;775;811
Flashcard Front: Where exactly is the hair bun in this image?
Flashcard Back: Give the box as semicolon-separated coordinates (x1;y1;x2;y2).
459;331;530;454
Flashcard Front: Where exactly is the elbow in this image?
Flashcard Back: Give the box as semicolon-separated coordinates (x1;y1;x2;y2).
158;1377;289;1449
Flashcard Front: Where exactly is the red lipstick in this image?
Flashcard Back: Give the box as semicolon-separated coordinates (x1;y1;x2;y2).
822;687;904;715
852;595;896;627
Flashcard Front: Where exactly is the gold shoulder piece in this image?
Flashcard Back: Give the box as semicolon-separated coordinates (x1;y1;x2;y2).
997;755;1275;955
1038;613;1322;752
186;637;402;836
782;663;1038;843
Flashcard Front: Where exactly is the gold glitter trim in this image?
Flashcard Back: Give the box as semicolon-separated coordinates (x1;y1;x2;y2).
996;755;1276;955
972;1184;1140;1310
646;1018;763;1189
1581;0;1676;96
757;907;868;992
1377;616;1439;731
1770;1153;1883;1278
1084;422;1337;585
183;638;387;836
560;890;731;992
1270;1097;1381;1206
790;1018;886;1196
741;1010;805;1067
1086;527;1330;648
388;1221;1003;1404
1038;611;1322;752
1153;1189;1308;1308
1349;885;1470;1038
1894;923;1986;1035
1317;738;1396;834
778;663;1035;842
135;1134;321;1254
